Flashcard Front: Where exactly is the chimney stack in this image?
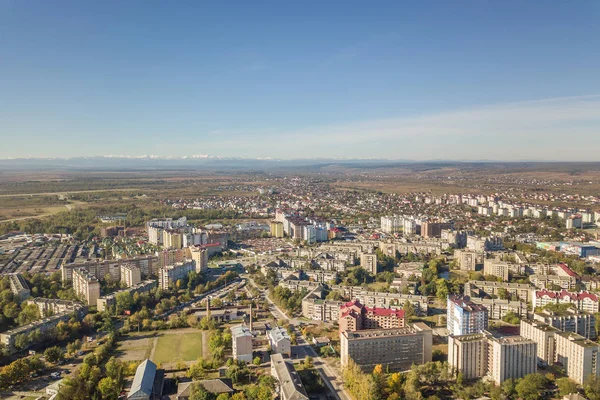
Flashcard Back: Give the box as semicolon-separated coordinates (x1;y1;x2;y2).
249;304;253;331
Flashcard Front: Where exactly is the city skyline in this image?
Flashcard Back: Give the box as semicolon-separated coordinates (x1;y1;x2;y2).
2;1;600;160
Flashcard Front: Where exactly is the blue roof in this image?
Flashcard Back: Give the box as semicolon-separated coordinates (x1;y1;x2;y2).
128;359;156;399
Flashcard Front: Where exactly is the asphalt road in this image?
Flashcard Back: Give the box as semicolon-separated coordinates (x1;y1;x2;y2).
245;276;351;400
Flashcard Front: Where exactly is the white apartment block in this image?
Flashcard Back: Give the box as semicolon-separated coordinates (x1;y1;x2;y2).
533;289;599;313
448;334;489;380
380;216;401;234
447;295;489;336
72;268;100;306
231;325;253;363
267;326;291;356
120;264;142;288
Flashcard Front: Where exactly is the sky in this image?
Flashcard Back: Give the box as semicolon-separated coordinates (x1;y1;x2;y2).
1;1;599;161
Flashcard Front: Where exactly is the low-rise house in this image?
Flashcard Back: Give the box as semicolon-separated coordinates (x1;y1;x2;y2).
267;326;291;356
128;359;164;400
271;353;309;400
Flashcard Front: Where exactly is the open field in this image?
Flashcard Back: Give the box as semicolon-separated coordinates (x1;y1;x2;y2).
153;330;204;364
117;329;209;367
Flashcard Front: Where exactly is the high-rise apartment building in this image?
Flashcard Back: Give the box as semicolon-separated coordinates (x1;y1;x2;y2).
488;335;537;385
162;230;183;249
189;246;208;273
447;295;489;336
72;268;101;306
360;252;378;274
449;331;537;385
380;216;401;234
520;319;600;384
158;261;194;290
421;222;453;238
270;221;284;238
120;264;142;288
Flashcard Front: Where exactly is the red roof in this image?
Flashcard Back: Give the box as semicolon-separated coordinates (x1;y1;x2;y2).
557;263;579;278
535;289;598;302
340;300;405;319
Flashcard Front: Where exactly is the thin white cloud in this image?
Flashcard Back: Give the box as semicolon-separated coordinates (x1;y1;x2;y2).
221;94;600;160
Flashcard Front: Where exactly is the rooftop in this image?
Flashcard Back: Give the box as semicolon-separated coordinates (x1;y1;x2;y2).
271;353;309;400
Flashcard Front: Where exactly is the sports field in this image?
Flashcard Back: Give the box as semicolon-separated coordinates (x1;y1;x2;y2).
118;329;209;366
152;331;204;364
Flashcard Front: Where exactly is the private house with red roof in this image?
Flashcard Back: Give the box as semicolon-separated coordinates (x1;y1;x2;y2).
338;300;406;332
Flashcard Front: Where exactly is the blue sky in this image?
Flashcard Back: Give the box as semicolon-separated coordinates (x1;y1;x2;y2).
1;1;599;160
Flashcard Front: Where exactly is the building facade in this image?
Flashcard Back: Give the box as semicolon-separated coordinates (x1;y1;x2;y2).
72;267;101;306
340;323;432;372
447;295;489;336
339;300;406;332
231;325;253;363
121;264;142;288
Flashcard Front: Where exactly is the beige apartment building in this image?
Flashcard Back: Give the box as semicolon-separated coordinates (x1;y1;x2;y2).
158;261;194;290
188;246;209;273
555;331;600;384
360;252;378;274
270;221;284;238
488;335;537;385
448;333;489;380
448;331;537;385
483;259;511;281
72;268;101;306
520;319;600;384
455;250;481;271
120;264;142;287
340;323;432;372
464;280;533;302
520;319;558;364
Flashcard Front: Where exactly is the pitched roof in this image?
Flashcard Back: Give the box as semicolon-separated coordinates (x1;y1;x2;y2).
271;354;309;400
128;359;156;399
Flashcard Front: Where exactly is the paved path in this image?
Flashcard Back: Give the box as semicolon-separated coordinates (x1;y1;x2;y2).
148;336;159;361
202;330;210;359
245;276;352;400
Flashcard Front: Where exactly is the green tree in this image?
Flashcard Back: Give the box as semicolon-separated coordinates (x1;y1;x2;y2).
584;375;600;400
435;278;450;300
253;357;261;366
556;377;578;397
403;300;415;319
98;377;120;400
66;339;82;356
44;346;65;364
190;383;214;400
515;374;547;400
17;303;41;325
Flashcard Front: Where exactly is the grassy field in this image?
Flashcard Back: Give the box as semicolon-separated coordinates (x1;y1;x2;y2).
152;331;204;364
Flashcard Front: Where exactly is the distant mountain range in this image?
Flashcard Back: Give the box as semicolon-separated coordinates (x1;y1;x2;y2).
0;156;422;170
0;156;597;171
